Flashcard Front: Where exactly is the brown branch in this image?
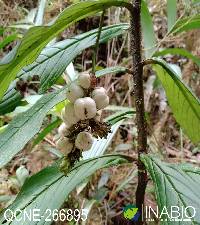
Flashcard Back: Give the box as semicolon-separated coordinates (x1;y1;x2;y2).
130;0;148;224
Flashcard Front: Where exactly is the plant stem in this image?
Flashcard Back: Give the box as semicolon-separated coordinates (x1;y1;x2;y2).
92;10;105;74
130;0;148;224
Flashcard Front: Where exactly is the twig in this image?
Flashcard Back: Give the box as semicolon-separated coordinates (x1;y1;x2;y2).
130;0;148;224
92;10;105;74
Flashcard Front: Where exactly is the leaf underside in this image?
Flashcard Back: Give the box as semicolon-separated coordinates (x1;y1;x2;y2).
142;155;200;225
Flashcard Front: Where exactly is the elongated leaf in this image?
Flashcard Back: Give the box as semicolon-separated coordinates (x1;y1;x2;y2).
141;0;157;58
33;118;61;146
0;34;18;49
0;88;66;168
152;58;200;143
167;0;177;32
170;15;200;34
0;88;23;115
20;24;128;93
0;0;131;100
142;155;200;224
106;109;135;125
0;24;128;115
95;66;127;77
154;48;200;67
0;154;130;225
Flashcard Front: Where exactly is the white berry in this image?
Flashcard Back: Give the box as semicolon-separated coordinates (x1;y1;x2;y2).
75;131;93;151
78;72;91;89
58;123;69;137
93;94;109;110
74;97;97;120
56;137;73;155
92;87;107;96
61;103;80;126
66;83;84;103
92;88;109;110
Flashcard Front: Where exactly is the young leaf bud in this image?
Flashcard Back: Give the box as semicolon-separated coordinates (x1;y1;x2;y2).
74;97;97;120
56;137;73;155
78;72;91;89
66;83;84;103
75;131;93;151
61;103;80;126
58;123;69;137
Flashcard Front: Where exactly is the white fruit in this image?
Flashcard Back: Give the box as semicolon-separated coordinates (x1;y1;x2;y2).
58;123;69;137
75;132;93;151
66;83;84;103
78;72;91;89
92;88;109;110
56;137;73;155
92;87;107;96
74;97;97;120
61;103;80;126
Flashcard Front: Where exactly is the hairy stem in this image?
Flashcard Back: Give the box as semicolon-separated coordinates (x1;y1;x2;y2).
130;0;148;224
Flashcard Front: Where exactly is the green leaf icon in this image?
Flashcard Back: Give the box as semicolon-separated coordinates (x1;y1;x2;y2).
124;206;138;220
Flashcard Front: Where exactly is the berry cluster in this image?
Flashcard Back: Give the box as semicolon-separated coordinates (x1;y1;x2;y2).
56;72;110;170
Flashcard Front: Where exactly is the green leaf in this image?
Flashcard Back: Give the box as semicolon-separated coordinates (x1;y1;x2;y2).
0;0;131;100
170;15;200;34
95;66;127;77
0;24;128;115
33;118;61;146
142;154;200;224
167;0;177;32
152;58;200;143
0;154;131;225
193;0;200;5
106;109;135;125
141;0;157;58
19;24;128;93
0;34;18;49
154;48;200;67
0;88;66;168
0;88;23;115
